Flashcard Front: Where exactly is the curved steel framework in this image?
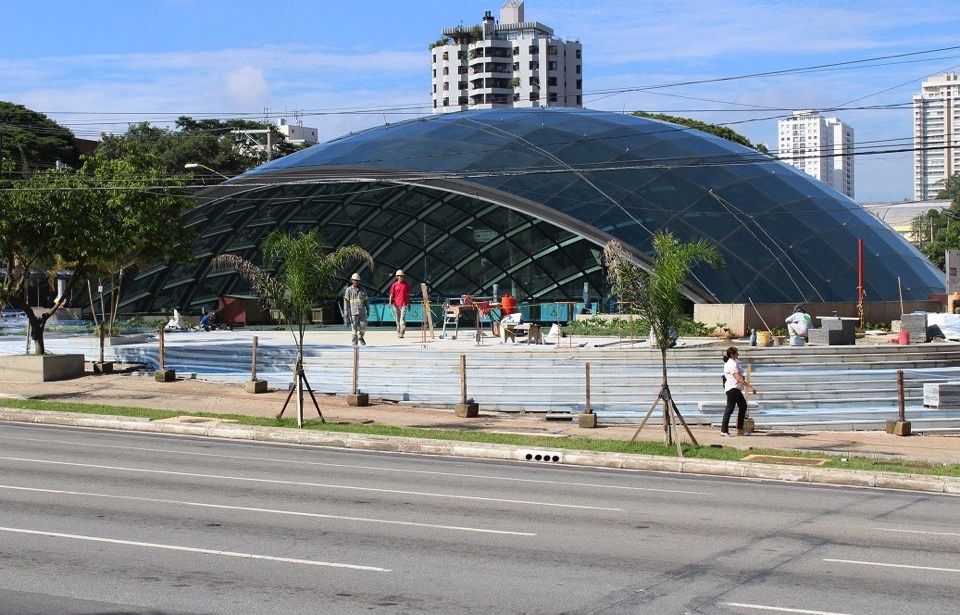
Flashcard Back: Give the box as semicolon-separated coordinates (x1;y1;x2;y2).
121;178;613;313
121;108;945;313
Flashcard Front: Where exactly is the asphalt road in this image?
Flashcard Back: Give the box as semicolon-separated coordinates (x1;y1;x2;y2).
0;423;957;615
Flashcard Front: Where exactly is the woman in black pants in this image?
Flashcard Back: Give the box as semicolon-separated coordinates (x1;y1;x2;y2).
721;346;757;436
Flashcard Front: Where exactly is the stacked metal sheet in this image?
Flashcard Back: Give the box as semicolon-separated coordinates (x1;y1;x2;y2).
923;381;960;407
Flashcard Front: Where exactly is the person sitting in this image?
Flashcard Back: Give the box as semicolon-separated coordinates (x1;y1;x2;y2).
197;313;212;331
785;305;812;339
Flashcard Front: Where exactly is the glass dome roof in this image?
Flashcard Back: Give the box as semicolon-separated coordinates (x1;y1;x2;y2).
122;108;943;313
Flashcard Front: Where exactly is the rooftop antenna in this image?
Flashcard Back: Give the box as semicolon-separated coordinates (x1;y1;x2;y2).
293;109;303;127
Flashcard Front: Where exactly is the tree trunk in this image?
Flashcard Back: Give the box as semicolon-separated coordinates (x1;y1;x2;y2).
30;318;45;355
661;346;669;442
99;323;106;365
9;296;46;355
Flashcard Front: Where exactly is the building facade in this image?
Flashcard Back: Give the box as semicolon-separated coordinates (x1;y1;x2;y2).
914;73;960;201
777;111;855;198
430;1;581;113
276;118;318;146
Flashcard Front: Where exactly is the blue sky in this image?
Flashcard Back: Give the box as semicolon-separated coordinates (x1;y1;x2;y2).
1;0;959;201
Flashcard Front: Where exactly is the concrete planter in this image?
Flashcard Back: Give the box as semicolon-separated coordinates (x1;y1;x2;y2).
0;354;85;382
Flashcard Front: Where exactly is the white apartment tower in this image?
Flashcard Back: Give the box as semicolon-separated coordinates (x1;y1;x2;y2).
913;73;960;201
430;1;582;112
777;111;855;198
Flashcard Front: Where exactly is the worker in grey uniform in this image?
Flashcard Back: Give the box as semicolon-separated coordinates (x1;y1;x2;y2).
343;272;368;346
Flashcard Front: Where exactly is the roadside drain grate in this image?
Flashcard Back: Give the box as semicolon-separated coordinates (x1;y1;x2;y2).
523;452;561;463
742;454;829;467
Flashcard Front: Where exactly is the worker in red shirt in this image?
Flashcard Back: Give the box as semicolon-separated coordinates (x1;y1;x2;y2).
388;269;412;338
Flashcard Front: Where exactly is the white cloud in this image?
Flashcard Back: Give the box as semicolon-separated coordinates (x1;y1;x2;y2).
224;66;270;109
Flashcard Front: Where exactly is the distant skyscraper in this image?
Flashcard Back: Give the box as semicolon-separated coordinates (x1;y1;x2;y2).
913;72;960;201
430;1;582;113
777;111;855;198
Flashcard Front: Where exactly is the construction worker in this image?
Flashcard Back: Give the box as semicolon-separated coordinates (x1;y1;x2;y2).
387;269;411;338
343;273;368;346
785;305;812;340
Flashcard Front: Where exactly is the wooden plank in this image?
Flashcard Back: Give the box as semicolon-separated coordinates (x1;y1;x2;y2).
420;282;434;339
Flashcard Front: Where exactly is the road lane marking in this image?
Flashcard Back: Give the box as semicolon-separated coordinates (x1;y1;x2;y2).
823;558;960;573
0;525;390;572
876;527;960;538
0;432;709;495
0;456;621;511
0;484;534;536
725;603;855;615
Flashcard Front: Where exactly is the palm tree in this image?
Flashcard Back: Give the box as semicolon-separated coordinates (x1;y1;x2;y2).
214;230;372;426
605;233;723;450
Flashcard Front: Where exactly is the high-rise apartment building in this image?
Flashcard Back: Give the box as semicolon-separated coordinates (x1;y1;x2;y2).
430;1;581;113
777;111;855;198
913;73;960;201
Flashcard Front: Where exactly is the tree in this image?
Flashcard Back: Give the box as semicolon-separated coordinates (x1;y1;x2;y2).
214;230;372;425
79;155;196;365
605;233;723;449
938;172;960;208
0;158;194;355
0;101;79;177
910;173;960;269
94;117;301;180
632;111;769;154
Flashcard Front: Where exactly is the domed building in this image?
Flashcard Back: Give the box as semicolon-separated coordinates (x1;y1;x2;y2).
121;108;943;313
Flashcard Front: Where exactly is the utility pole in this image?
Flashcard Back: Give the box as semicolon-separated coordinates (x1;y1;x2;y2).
231;128;273;162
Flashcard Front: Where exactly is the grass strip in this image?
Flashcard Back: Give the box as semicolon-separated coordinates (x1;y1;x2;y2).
2;398;958;478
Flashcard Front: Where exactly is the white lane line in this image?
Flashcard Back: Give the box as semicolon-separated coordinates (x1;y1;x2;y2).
725;603;855;615
0;484;535;536
0;525;390;572
0;456;621;512
823;558;960;574
877;527;960;538
0;432;709;495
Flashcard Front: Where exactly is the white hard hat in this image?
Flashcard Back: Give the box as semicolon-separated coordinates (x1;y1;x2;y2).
350;273;361;281
395;269;405;276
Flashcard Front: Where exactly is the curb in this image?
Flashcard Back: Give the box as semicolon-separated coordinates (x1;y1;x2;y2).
1;408;958;496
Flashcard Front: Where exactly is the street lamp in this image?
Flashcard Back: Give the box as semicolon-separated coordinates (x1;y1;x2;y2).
183;162;231;180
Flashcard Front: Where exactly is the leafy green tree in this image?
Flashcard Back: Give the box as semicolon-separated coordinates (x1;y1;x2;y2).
214;231;372;425
79;155;196;364
0;101;79;177
605;233;723;446
632;111;769;153
94;117;300;180
938;172;960;208
912;207;960;269
0;158;193;354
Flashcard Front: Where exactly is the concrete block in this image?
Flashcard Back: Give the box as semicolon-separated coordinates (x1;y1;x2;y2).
808;329;844;345
578;412;598;428
346;392;370;406
92;361;114;375
454;402;479;418
154;369;176;382
0;354;85;382
244;379;268;394
900;313;928;343
884;420;911;435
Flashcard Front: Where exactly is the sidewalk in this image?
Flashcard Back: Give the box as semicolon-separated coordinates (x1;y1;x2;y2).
1;370;958;465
